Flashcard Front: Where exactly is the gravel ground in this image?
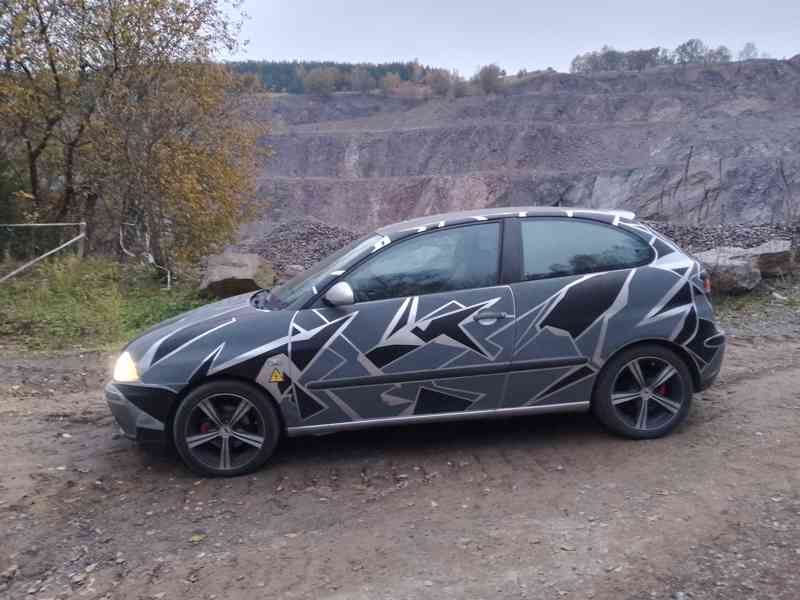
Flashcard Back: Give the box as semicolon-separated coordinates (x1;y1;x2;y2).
1;335;799;600
714;280;800;338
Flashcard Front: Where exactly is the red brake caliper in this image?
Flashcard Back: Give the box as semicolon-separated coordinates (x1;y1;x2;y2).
200;422;212;434
657;384;668;396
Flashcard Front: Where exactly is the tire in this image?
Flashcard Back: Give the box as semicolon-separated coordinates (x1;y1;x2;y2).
172;380;281;477
592;344;693;439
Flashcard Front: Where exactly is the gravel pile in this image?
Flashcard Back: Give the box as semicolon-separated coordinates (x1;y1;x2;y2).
237;218;362;275
236;217;796;276
644;221;795;253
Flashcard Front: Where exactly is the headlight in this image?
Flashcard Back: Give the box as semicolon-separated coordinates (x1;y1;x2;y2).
113;351;139;382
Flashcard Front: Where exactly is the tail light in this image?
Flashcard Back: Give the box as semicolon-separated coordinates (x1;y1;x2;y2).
701;271;712;294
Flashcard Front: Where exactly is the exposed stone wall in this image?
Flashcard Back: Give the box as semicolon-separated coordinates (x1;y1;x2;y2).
248;58;800;233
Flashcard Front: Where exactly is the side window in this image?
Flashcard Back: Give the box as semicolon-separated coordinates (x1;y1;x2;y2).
521;219;651;280
345;223;501;302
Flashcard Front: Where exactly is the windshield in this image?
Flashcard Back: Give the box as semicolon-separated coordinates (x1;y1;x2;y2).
264;233;383;309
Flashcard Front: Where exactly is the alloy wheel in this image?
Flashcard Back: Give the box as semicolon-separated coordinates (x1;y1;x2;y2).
184;393;267;471
610;356;686;431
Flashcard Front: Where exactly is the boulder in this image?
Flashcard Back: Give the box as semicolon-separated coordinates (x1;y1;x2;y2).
200;252;275;298
695;239;796;294
742;239;794;278
283;264;305;278
695;246;761;294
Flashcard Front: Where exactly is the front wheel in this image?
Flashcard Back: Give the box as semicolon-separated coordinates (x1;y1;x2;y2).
592;344;694;439
172;380;281;477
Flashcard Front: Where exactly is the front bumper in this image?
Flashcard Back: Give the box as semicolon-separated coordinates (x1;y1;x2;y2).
105;382;169;444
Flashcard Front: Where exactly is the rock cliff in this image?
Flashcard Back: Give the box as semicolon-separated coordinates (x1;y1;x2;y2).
243;57;800;235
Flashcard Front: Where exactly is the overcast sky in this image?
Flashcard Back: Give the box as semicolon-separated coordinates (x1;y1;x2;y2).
228;0;800;74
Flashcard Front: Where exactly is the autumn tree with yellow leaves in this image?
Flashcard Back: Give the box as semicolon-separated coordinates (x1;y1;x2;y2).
0;0;268;267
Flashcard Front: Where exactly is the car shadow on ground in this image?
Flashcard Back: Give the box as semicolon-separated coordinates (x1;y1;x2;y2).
280;411;604;461
128;411;613;479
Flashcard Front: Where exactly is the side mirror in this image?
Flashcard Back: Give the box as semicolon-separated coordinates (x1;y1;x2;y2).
324;281;355;306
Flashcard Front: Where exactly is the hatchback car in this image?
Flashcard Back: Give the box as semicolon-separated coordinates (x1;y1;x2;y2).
106;207;725;476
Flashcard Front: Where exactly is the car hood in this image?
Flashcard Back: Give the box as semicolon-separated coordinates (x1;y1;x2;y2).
123;292;296;387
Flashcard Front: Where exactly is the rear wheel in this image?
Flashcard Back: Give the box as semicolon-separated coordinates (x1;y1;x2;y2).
593;344;693;439
172;380;280;477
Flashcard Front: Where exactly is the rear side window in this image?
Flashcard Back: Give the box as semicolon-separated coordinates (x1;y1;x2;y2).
520;218;651;280
346;223;501;302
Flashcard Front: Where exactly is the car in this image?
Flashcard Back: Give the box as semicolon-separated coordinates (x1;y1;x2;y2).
106;207;726;476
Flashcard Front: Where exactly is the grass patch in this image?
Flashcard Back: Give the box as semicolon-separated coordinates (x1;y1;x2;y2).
0;256;207;351
713;279;800;328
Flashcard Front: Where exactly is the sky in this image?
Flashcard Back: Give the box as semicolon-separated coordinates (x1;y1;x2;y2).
226;0;800;74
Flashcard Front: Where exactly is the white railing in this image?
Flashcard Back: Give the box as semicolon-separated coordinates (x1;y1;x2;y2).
0;222;86;283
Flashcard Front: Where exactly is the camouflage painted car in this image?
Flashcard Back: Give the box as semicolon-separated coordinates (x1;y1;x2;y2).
106;207;725;476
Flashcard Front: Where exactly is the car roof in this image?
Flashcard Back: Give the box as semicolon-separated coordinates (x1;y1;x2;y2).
375;207;637;237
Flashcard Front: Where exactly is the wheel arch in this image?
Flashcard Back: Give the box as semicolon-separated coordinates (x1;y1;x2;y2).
593;338;701;397
165;374;287;443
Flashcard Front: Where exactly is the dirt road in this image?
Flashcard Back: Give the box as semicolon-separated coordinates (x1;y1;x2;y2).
1;336;799;600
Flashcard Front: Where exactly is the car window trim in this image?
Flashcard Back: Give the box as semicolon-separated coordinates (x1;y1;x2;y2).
303;219;507;309
500;217;522;284
512;216;655;283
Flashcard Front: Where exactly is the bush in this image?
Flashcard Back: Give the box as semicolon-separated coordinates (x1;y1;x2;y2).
450;73;469;98
706;45;732;64
424;69;452;96
476;64;505;94
350;67;377;93
302;67;339;96
380;72;403;95
0;257;205;350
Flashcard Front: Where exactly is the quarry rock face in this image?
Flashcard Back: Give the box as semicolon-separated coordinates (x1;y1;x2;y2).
248;59;800;234
200;252;274;298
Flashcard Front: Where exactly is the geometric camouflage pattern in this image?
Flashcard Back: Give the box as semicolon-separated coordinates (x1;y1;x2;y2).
114;207;725;436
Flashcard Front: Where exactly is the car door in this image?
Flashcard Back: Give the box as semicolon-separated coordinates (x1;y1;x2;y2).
285;221;516;431
503;216;655;409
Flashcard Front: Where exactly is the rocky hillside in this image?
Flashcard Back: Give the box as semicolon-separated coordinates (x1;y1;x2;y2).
243;56;800;236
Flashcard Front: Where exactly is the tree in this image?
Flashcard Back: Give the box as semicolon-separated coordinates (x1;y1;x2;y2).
627;48;661;71
658;48;676;66
572;46;675;73
738;42;760;61
410;59;425;82
380;72;402;95
449;71;469;98
350;67;376;93
675;38;708;64
226;60;440;94
302;67;339;96
705;45;732;64
599;46;626;71
0;0;266;268
476;64;504;94
88;64;266;266
424;68;451;97
0;159;22;253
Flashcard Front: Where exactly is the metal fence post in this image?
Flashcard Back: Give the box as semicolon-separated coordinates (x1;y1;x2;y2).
77;222;86;258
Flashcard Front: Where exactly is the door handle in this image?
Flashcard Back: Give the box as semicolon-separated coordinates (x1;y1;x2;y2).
473;310;513;322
